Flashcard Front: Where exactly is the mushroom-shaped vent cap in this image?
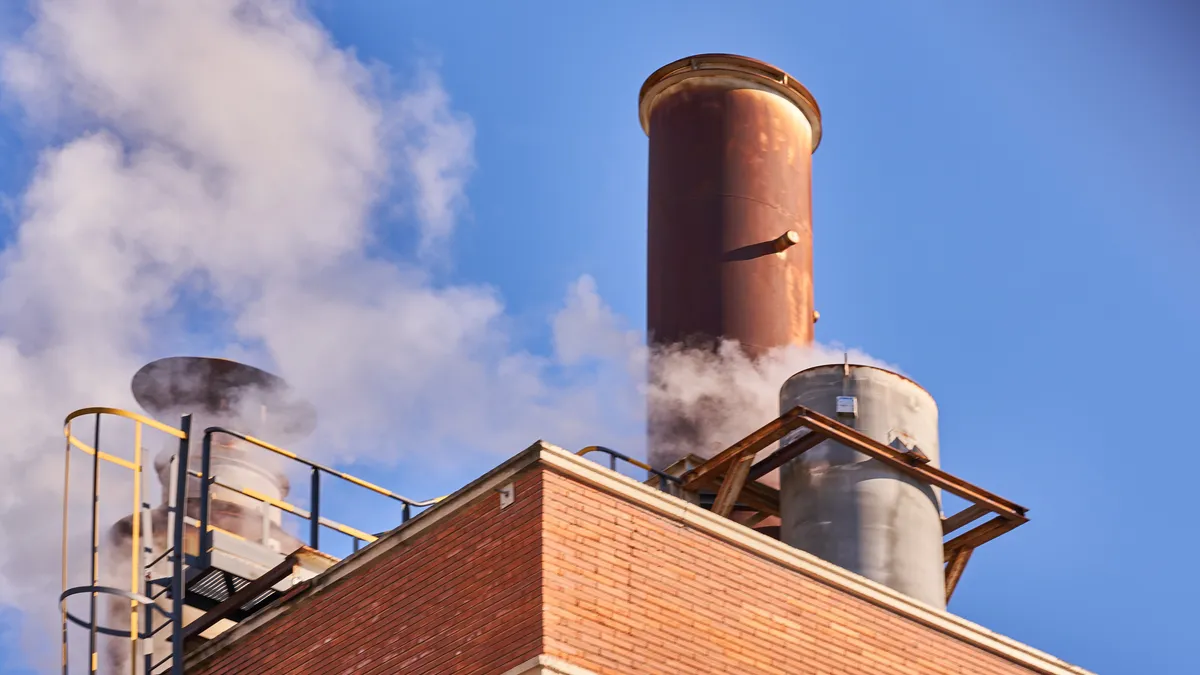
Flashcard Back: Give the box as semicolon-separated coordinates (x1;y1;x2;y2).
131;356;316;438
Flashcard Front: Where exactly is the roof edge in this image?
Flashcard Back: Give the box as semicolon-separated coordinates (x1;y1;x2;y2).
187;441;1093;675
501;654;601;675
184;439;552;669
538;446;1094;675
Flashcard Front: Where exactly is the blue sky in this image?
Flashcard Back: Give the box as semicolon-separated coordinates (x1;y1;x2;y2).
2;1;1198;673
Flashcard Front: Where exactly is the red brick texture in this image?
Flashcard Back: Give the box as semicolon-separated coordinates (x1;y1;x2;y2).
190;470;544;675
540;469;1041;675
191;460;1062;674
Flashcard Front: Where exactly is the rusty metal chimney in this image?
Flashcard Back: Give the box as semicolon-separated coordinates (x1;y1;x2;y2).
641;54;822;469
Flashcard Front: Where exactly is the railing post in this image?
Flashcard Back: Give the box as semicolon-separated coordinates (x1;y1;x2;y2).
403;503;411;523
260;501;271;547
88;414;101;674
310;468;320;549
142;496;154;675
142;559;153;675
170;414;192;675
198;430;214;568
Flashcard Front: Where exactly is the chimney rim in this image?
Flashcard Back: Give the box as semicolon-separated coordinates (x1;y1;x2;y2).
782;363;935;405
131;355;317;437
638;53;822;149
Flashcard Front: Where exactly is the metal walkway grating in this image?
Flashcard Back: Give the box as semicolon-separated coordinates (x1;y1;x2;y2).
182;567;281;622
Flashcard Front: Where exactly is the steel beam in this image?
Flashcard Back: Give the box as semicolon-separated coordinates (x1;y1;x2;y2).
747;430;825;481
945;547;974;603
179;553;297;644
711;455;755;517
943;516;1021;563
682;407;808;490
793;407;1028;520
942;504;991;535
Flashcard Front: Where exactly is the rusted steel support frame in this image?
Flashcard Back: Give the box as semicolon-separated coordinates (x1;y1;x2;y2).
790;407;1028;520
686;406;1029;601
690;476;782;519
711;455;755;517
747;430;825;481
684;406;1027;523
943;516;1021;563
743;512;770;528
945;547;974;603
682;407;811;490
710;429;823;518
942;504;991;535
178;553;297;644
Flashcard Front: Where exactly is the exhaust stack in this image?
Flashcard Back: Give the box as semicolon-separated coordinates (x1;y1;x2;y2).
641;54;822;470
102;357;315;671
130;356;315;514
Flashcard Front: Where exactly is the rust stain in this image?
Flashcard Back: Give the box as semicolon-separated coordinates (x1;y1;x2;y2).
646;81;817;357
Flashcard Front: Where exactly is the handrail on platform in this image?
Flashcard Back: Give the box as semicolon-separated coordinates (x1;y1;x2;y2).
198;427;444;555
59;406;444;675
576;445;682;493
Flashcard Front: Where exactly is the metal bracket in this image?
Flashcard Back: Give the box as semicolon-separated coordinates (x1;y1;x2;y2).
497;483;515;509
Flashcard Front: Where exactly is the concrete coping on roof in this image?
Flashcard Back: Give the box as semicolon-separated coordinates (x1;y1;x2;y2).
502;654;601;675
187;441;1095;675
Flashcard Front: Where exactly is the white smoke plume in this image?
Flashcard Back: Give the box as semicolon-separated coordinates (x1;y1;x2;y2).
0;0;635;668
647;340;898;470
0;1;890;671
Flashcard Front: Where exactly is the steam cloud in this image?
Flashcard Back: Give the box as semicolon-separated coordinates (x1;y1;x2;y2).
647;341;898;471
0;2;643;666
0;1;888;670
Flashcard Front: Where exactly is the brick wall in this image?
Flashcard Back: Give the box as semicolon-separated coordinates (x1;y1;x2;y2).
540;469;1041;675
190;469;544;675
190;452;1071;675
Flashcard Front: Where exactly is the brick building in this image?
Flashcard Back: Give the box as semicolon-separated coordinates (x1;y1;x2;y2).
183;443;1091;675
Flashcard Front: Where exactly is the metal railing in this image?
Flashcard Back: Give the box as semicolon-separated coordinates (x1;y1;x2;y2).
59;407;443;675
61;407;187;675
195;427;444;561
575;445;682;494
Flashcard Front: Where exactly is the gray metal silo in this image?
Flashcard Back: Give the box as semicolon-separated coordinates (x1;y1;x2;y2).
779;364;946;609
